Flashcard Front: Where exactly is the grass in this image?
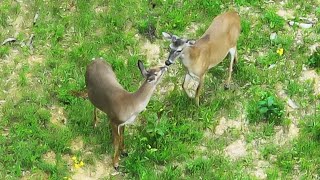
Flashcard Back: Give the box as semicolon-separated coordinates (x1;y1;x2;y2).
0;0;320;179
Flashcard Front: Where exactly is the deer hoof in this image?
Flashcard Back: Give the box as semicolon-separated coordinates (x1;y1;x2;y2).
224;84;230;90
114;165;119;171
121;151;128;157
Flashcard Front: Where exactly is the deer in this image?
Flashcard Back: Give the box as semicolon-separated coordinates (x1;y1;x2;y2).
85;58;167;170
162;11;241;106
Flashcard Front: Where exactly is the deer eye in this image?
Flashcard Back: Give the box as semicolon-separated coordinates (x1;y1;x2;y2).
147;76;156;82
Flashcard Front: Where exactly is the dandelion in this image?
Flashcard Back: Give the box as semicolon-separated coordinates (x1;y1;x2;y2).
71;156;77;161
277;48;284;56
72;156;85;169
79;161;85;167
74;163;80;169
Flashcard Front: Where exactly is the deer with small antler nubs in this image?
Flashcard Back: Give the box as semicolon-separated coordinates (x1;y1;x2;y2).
163;11;241;106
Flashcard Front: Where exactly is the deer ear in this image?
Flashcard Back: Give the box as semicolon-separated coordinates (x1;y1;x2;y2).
162;32;172;41
186;40;196;46
138;60;148;77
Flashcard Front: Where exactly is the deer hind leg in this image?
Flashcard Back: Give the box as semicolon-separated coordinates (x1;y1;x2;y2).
93;107;98;128
111;122;121;170
195;75;204;106
225;47;237;89
119;126;128;157
234;47;238;65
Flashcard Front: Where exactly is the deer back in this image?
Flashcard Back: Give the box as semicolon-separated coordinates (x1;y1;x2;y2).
85;59;127;120
186;11;240;74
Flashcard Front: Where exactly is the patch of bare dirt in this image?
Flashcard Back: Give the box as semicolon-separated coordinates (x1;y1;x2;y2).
275;84;299;113
309;43;320;54
252;161;268;179
10;7;30;34
184;22;201;36
277;9;295;20
71;155;118;180
94;6;108;14
224;138;247;160
274;124;299;146
2;57;23;104
299;69;320;95
246;138;270;180
42;151;56;166
158;81;175;96
274;84;300;146
294;29;304;47
62;154;74;169
215;116;245;136
27;55;44;65
50;105;67;126
71;136;84;153
140;40;161;64
21;170;49;180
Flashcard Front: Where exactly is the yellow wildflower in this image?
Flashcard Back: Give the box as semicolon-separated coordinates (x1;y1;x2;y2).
277;48;284;56
71;156;77;161
79;161;85;167
74;163;80;169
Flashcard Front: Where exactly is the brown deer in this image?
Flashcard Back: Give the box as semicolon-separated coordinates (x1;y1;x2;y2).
162;11;241;106
85;58;167;170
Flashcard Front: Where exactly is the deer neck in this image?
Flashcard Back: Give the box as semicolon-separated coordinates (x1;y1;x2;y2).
131;80;156;111
182;46;199;66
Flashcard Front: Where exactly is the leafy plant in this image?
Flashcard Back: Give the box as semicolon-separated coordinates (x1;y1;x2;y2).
302;115;320;142
306;47;320;70
262;10;285;31
137;18;157;41
0;46;9;58
247;91;284;124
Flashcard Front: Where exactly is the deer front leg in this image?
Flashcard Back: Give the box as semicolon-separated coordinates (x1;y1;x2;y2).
195;75;204;106
119;125;128;157
111;122;121;170
183;73;199;99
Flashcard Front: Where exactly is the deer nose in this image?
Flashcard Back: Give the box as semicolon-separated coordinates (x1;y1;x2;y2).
165;60;172;66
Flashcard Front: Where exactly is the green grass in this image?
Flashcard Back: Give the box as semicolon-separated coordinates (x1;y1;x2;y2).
0;0;320;179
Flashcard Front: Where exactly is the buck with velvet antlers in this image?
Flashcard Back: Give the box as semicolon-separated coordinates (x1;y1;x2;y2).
85;58;167;170
163;11;241;106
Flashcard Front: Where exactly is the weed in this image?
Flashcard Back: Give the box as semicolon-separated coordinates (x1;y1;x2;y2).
262;9;285;31
261;144;278;159
185;158;212;176
301;115;320;142
247;90;285;125
137;18;157;41
306;48;320;70
160;165;182;180
0;46;9;58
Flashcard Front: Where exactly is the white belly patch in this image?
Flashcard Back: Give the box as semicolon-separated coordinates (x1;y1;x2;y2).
117;115;137;135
